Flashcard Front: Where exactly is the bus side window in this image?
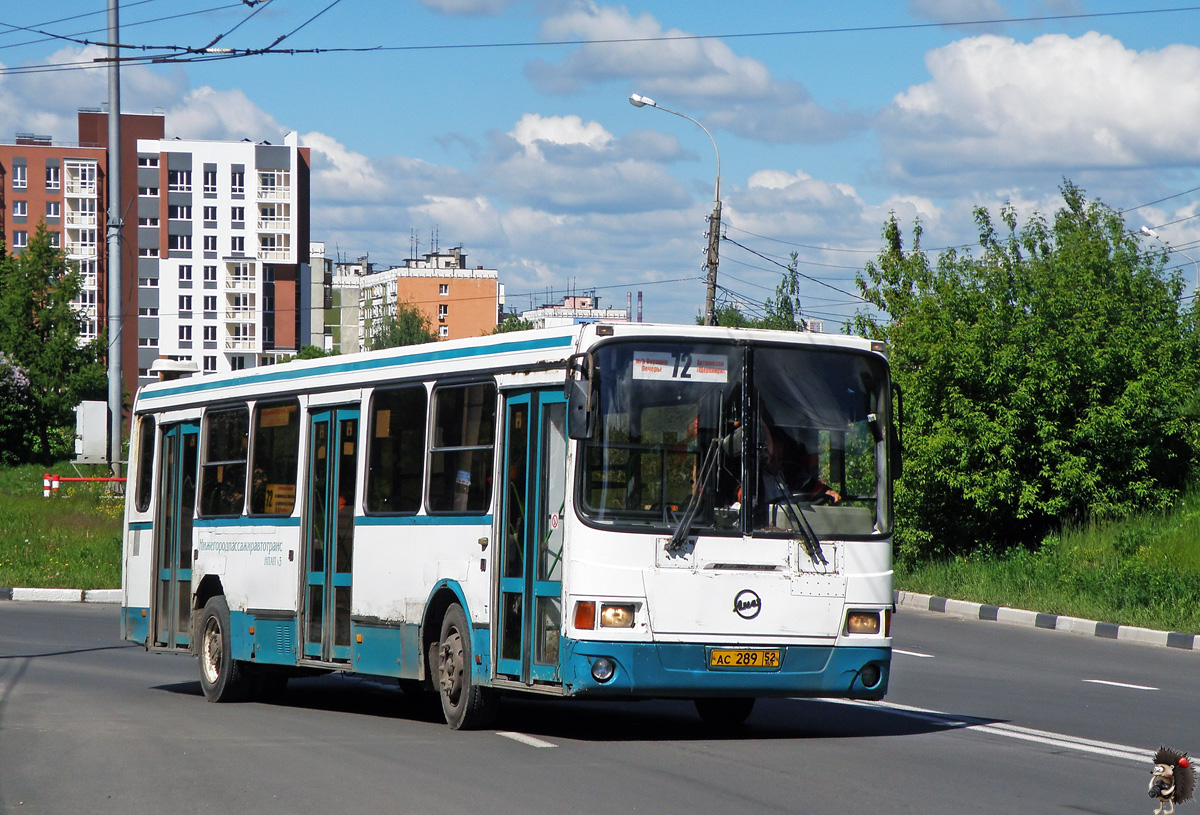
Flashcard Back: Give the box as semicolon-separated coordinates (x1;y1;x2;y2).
428;382;496;514
250;400;300;516
199;406;249;517
134;415;156;513
366;386;427;514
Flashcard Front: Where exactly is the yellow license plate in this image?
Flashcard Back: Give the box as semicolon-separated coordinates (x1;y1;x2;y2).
709;648;781;669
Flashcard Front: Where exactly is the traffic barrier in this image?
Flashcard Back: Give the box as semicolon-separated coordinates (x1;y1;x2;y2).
41;473;126;496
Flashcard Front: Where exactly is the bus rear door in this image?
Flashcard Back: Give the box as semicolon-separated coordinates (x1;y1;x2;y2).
153;422;199;651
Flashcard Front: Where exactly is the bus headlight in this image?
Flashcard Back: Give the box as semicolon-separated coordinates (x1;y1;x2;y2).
591;657;616;683
845;610;880;635
600;604;636;628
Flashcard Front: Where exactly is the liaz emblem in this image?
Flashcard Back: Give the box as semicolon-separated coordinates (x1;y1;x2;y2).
733;589;761;619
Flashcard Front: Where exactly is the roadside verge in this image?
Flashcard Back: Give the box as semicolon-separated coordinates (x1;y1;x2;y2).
896;590;1199;651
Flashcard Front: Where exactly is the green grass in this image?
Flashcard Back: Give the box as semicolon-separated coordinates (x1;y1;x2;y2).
0;463;123;590
897;485;1200;634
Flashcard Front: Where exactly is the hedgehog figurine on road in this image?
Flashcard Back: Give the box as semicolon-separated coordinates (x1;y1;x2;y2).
1150;746;1196;815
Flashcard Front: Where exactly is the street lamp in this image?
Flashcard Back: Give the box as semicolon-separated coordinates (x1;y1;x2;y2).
1141;225;1199;295
630;93;722;325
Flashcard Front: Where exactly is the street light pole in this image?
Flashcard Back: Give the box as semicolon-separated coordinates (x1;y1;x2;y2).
1141;225;1199;296
630;94;722;325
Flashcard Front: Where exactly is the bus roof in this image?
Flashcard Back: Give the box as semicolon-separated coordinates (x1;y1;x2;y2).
132;322;882;413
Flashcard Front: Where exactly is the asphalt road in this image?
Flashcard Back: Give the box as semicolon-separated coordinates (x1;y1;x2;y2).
0;601;1191;814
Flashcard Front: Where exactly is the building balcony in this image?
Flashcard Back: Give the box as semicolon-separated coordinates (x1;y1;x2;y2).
65;241;99;258
224;309;257;322
64;212;98;228
65;180;98;196
257;186;291;201
225;276;257;291
257;216;292;231
258;247;293;262
224;338;258;351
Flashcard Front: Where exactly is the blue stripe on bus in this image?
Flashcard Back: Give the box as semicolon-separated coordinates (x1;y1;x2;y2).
142;333;576;400
356;514;494;526
128;521;153;531
194;516;303;528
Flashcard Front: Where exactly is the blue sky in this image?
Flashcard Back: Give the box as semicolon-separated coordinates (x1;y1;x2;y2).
4;0;1200;325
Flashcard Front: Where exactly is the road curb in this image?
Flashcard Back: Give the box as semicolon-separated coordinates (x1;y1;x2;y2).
895;590;1200;651
0;587;120;604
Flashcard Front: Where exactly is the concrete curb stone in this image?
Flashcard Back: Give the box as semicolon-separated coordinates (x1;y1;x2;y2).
896;589;1199;651
1;587;119;604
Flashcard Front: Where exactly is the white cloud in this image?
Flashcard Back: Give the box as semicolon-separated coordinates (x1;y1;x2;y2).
510;112;614;156
418;0;516;15
165;86;287;142
880;32;1200;184
524;4;863;144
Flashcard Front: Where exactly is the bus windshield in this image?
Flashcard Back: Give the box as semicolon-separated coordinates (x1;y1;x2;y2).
578;340;892;539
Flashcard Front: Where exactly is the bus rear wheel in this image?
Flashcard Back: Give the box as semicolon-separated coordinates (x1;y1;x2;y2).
198;595;252;702
436;603;497;730
694;697;755;728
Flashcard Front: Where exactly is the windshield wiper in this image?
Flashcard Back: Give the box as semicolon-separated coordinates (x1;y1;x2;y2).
665;436;722;552
769;470;828;567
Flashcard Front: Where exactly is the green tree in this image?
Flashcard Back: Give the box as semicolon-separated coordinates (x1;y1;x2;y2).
367;301;437;350
290;344;337;360
0;223;107;463
493;313;534;333
0;352;35;465
854;182;1200;559
760;253;806;331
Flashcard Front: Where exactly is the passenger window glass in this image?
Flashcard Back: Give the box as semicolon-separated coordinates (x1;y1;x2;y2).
250;400;299;515
134;415;156;513
367;386;428;513
428;383;496;513
200;406;249;517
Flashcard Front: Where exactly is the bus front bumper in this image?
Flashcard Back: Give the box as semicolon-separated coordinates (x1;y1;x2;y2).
559;639;890;699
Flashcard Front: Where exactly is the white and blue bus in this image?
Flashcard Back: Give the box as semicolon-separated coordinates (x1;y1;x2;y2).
122;323;898;729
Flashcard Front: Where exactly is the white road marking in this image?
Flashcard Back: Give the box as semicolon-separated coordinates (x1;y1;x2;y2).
1083;679;1158;691
497;731;558;748
893;648;935;658
831;699;1152;764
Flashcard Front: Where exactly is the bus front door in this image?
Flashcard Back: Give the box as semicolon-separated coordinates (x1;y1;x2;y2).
302;407;359;664
153;422;199;650
497;390;568;685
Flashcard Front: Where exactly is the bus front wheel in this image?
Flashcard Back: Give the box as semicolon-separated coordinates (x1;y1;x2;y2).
436;603;497;730
198;595;252;702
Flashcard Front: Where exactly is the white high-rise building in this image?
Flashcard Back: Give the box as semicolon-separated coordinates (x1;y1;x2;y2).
134;132;311;384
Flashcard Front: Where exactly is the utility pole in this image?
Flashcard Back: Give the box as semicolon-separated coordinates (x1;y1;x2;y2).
703;197;722;326
106;0;124;476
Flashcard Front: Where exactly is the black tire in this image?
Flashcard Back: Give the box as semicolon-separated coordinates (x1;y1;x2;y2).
694;697;755;728
198;595;252;702
436;603;498;730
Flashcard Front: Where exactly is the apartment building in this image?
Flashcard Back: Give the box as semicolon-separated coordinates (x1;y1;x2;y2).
136;132;311;384
327;247;502;353
520;295;629;328
0;112;166;405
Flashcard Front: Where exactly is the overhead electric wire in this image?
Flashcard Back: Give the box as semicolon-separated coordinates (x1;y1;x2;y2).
722;236;869;302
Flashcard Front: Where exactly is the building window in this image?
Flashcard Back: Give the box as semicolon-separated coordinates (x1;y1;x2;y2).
138;247;159;258
48;231;59;248
439;284;449;296
45;201;60;218
167;170;191;192
203;355;217;372
203;206;217;221
179;265;193;281
138;186;159;197
438;304;448;319
138;277;158;287
230;236;245;253
203;325;217;341
167;205;192;220
138;336;159;347
179;295;193;313
203;169;217;193
138;156;159;168
13;231;28;248
138;216;159;227
231;206;244;223
231;171;244;194
230;356;247;371
168;234;192;251
204;265;217;282
203;235;217;252
138;307;159;316
203;295;217;312
12;200;26;217
179;325;192;341
12;165;26;190
45;165;60;190
438;325;449;338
